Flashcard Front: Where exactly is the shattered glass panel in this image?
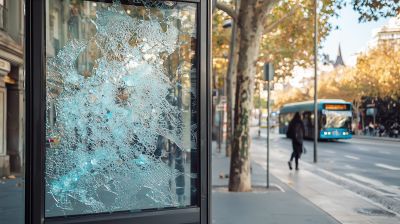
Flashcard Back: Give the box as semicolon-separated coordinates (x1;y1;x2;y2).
45;0;198;217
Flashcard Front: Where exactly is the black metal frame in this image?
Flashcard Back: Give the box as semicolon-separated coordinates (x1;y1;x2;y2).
24;0;212;223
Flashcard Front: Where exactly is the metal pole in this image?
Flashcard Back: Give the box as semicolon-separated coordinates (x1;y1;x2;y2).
259;86;261;136
227;0;238;149
314;0;318;163
373;111;376;135
351;112;354;135
267;81;270;188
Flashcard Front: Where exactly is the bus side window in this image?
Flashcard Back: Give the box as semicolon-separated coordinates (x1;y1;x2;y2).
284;113;289;126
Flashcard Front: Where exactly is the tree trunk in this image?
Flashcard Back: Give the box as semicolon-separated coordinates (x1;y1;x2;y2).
228;1;266;192
225;28;240;157
353;99;360;135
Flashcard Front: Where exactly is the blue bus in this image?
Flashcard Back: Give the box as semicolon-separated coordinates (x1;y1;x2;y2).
279;99;352;140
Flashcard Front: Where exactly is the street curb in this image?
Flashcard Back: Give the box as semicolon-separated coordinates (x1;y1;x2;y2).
352;135;400;142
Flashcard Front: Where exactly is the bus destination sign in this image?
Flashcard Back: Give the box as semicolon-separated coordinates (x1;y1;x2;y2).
323;104;350;110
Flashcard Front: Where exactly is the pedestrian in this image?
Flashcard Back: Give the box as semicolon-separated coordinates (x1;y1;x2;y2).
286;112;304;170
378;123;385;137
358;122;361;135
369;122;374;136
364;125;369;135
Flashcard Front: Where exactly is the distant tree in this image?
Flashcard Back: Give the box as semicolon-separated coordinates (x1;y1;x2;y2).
356;45;400;99
273;86;312;108
258;0;339;79
351;0;400;22
319;44;400;130
212;9;231;57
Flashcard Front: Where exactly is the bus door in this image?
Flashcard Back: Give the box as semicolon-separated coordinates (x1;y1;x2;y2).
302;111;313;138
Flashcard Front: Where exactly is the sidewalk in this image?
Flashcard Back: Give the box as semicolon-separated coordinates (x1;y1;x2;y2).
0;177;23;224
211;141;340;224
352;134;400;142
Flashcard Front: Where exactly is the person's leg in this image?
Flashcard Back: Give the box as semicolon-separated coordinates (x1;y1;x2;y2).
288;151;294;170
295;153;299;170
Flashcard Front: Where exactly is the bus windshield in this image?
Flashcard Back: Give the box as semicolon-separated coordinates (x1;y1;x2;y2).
322;110;351;129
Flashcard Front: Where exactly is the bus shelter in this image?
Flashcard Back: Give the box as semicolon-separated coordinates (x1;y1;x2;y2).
24;0;212;223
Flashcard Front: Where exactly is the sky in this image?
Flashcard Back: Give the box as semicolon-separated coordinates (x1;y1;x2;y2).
320;2;392;62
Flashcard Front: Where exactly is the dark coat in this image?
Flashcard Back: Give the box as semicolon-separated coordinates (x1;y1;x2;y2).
287;113;305;155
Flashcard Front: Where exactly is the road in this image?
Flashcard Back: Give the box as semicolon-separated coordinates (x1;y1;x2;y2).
252;127;400;201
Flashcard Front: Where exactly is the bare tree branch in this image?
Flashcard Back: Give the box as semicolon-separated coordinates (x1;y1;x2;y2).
258;0;280;13
216;1;238;23
262;6;300;35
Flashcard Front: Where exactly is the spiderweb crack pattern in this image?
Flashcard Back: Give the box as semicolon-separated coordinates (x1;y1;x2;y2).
45;0;197;214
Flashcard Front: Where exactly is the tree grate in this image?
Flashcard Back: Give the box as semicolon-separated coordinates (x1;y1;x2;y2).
212;185;283;193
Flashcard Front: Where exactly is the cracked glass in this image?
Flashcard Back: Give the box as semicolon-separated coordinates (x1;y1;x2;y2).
45;0;198;217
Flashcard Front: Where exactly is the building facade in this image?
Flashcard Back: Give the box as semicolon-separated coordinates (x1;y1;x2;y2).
0;0;24;177
368;16;400;48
